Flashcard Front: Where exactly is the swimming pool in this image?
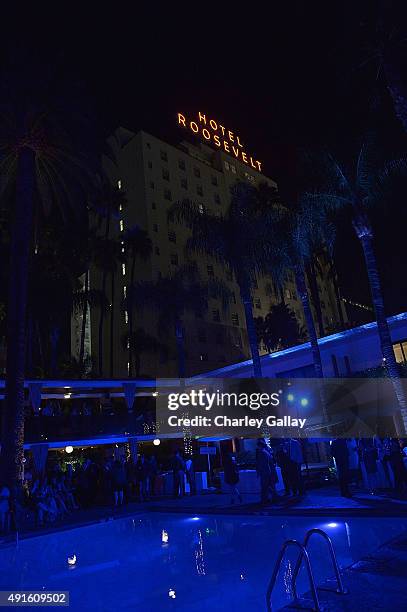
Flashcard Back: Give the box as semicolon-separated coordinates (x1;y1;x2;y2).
0;514;405;611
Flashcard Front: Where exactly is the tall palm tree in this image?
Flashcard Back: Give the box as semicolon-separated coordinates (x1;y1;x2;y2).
169;182;281;377
132;264;230;377
122;226;152;376
305;138;407;430
0;62;97;488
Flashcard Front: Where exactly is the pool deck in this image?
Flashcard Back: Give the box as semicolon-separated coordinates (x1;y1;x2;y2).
2;485;406;544
280;531;407;611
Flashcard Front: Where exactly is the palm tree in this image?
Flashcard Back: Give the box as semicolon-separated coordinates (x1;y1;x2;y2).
93;236;124;377
255;302;303;353
169;182;281;377
0;61;98;488
305;139;407;430
122;226;152;376
132;264;230;377
72;275;106;372
121;327;164;377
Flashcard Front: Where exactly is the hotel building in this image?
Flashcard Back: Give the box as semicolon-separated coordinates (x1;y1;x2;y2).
81;120;346;378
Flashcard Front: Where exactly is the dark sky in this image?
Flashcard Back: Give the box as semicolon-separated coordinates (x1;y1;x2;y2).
3;1;407;319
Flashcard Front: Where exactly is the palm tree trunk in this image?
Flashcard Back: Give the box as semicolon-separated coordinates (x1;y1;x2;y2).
330;259;345;328
110;272;115;378
295;267;323;378
1;147;35;491
239;283;262;377
307;259;324;336
175;319;186;378
98;269;107;376
357;229;406;434
79;270;89;370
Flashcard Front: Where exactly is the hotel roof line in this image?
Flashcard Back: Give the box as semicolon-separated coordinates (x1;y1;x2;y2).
193;311;407;378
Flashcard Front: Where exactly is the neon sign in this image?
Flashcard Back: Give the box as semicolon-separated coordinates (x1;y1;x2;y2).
177;111;262;173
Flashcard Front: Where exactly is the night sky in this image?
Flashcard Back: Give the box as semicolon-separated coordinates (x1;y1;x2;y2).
2;1;407;319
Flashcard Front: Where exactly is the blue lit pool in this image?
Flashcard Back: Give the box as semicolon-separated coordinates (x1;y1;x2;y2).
0;514;406;611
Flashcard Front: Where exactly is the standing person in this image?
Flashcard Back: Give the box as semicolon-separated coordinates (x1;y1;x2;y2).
111;459;127;506
0;483;10;532
185;456;196;495
361;438;379;494
347;438;360;486
149;455;158;497
136;455;148;501
172;450;186;498
275;442;292;496
389;438;407;495
331;438;352;498
224;453;242;504
287;438;304;496
256;439;278;504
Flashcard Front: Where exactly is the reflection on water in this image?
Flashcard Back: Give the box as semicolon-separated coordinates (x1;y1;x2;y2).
0;514;405;611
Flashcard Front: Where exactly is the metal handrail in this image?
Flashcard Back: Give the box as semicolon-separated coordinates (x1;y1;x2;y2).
266;539;322;612
292;528;347;599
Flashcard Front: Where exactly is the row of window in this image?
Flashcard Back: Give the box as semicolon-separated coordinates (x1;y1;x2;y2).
149;175;222;203
149;147;220;186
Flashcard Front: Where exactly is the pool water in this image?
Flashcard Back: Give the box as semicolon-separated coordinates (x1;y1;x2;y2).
0;514;405;611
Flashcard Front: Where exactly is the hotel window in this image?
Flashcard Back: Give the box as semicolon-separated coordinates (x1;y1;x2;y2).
198;330;206;342
119;220;124;232
224;161;230;171
178;159;186;170
151;201;156;210
207;264;214;277
146;142;151;149
198;203;205;215
181;177;188;189
231;164;236;174
160;150;168;161
124;311;129;324
211;175;218;186
212;309;220;322
393;341;407;363
214;193;221;205
200;353;208;362
234;332;242;347
155;246;160;255
232;313;239;326
149;181;155;189
148;161;152;169
117;179;122;189
194;166;201;178
122;263;126;276
168;231;176;243
153;223;158;232
162;168;170;181
197;185;203;196
255;298;261;309
164;188;172;201
232;292;236;304
170;253;179;266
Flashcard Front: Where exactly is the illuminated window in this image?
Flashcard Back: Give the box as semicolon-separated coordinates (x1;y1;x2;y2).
178;159;186;170
198;203;205;215
211;175;218;186
232;313;239;326
168;231;176;243
194;167;201;178
212;309;220;322
170;253;178;266
393;341;407;363
123;286;127;298
124;311;129;323
119;220;124;232
214;193;221;205
122;263;126;276
164;188;172;201
162;168;170;181
200;353;208;362
181;177;187;189
207;264;214;277
160;150;168;162
117;179;122;189
197;185;203;196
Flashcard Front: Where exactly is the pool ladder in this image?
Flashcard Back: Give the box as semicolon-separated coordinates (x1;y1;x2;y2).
266;528;348;611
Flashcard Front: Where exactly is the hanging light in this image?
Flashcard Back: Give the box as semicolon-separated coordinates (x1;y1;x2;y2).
153;439;161;446
65;446;74;454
